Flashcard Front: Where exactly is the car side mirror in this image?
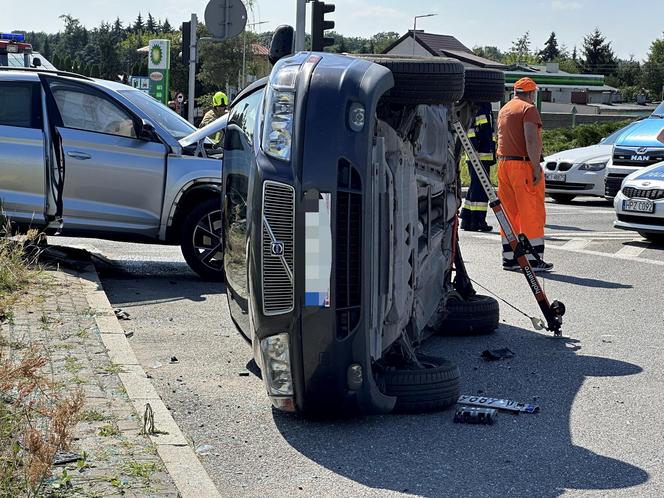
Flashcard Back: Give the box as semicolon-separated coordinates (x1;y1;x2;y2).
137;119;158;142
31;57;41;68
269;25;295;65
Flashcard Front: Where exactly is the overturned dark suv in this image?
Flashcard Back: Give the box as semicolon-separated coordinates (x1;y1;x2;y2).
222;48;505;415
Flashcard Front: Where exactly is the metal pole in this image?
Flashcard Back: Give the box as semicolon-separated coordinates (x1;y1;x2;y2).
295;0;306;52
242;30;247;88
187;13;197;124
412;17;417;56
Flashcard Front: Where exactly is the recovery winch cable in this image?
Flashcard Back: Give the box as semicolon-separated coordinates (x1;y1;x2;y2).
452;120;566;336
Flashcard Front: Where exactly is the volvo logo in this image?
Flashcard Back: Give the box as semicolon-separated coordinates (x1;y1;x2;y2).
270;241;285;256
637;147;648;154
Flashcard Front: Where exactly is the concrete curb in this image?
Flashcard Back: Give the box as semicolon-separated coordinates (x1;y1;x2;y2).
77;265;222;498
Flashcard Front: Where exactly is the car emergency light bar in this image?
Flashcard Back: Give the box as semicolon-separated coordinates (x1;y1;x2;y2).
452;120;566;336
0;33;25;42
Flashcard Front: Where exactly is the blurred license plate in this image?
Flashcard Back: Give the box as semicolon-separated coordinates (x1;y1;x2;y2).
545;172;566;182
623;199;655;213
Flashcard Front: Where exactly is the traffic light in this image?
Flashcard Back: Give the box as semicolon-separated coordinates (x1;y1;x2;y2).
311;1;335;51
181;21;191;64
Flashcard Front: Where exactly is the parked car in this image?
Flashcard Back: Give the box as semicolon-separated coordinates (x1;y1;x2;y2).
0;68;227;280
222;30;506;416
614;160;664;244
605;102;664;199
544;122;639;203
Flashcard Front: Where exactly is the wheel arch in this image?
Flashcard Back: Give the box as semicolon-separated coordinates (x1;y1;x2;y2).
165;182;221;243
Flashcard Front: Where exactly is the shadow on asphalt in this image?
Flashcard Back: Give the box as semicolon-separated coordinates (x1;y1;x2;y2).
272;325;646;497
545;224;595;232
96;260;226;304
546;199;613;208
540;272;633;289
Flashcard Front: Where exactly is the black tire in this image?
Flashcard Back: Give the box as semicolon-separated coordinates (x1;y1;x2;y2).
550;194;576;204
382;354;460;413
436;294;499;336
369;57;465;105
462;68;506;103
180;198;225;281
639;232;664;245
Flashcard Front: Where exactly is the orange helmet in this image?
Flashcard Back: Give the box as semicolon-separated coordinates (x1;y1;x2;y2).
514;77;538;93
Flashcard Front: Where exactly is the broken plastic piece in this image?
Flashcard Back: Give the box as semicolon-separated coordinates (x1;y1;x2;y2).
531;317;545;330
481;348;515;361
454;406;497;425
457;395;540;414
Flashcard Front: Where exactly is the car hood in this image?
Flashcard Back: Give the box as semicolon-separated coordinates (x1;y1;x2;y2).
614;118;664;148
544;143;611;164
179;114;229;148
624;160;664;185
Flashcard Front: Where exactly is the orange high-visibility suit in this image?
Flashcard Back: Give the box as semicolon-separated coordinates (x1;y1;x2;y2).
496;95;546;267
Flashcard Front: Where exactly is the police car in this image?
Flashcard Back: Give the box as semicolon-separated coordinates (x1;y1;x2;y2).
614;160;664;244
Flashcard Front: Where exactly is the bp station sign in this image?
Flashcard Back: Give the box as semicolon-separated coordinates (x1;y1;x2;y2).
148;39;171;105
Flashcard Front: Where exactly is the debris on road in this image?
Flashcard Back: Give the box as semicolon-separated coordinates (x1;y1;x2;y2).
150;361;163;369
124;331;134;338
195;444;215;456
481;348;515;361
53;451;83;466
238;370;250;377
458;395;540;414
114;308;131;320
454;406;497;425
170;356;179;364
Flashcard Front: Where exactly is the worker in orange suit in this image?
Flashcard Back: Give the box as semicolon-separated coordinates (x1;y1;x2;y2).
496;77;553;272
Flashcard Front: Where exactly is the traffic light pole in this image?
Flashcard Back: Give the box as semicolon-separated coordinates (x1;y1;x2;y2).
187;13;198;124
295;0;306;51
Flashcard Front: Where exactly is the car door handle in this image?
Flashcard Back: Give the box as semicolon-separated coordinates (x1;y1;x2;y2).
66;151;91;160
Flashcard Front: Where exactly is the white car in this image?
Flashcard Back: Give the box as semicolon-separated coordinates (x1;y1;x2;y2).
543;123;638;203
614;161;664;244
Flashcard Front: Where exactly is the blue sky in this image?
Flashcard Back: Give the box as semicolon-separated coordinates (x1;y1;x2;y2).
5;0;663;60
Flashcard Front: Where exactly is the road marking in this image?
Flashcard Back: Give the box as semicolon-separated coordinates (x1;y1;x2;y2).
547;231;639;239
561;239;593;250
547;210;615;215
615;244;648;258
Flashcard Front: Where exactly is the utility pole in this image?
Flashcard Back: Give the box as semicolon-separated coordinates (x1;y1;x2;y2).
187;13;198;124
295;0;306;51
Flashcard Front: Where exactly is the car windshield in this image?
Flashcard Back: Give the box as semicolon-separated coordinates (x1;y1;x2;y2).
119;89;195;139
653;101;664;118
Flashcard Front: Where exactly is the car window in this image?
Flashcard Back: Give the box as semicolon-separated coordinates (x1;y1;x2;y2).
119;89;196;140
50;82;137;138
653;101;664;118
227;89;265;147
0;82;40;129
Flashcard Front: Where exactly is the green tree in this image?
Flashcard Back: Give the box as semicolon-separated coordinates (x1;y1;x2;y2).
52;53;62;70
162;19;172;33
146;13;156;33
42;37;51;59
473;46;505;63
90;64;101;78
539;32;560;62
643;36;664;97
581;28;617;75
504;32;538;65
371;32;400;54
62;54;72;72
133;13;144;33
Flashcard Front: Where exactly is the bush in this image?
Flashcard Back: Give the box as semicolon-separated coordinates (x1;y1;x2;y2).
542;120;635;156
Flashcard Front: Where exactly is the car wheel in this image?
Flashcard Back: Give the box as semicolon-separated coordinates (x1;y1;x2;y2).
462;68;506;103
435;294;500;336
550;194;576;204
180;198;225;281
382;354;460;413
639;232;664;245
368;57;465;105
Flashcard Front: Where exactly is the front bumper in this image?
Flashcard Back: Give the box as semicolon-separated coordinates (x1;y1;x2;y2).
545;170;605;197
613;191;664;234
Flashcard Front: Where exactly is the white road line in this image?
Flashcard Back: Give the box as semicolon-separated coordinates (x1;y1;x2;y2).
615;245;649;258
561;239;593;250
547;210;615;215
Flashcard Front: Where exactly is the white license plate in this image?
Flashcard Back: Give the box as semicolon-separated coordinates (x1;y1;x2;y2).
545;172;566;182
623;199;655;213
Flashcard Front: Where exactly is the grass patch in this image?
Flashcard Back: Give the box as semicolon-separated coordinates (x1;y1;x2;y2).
122;461;158;482
100;362;124;375
0;221;39;321
78;409;109;423
64;356;84;374
98;423;120;437
75;328;90;339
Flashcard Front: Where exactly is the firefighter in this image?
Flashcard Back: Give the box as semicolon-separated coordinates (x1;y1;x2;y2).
460;102;496;232
496;77;553;272
199;91;228;144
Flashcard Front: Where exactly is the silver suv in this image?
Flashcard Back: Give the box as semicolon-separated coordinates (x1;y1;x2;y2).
0;68;226;280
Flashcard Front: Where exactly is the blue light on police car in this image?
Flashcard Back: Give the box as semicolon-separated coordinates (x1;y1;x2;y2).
1;33;26;42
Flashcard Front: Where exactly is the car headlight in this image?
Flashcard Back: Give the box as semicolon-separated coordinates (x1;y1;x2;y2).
579;161;607;171
260;333;294;396
262;63;300;161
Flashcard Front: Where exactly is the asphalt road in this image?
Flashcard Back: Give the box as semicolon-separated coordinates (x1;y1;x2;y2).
51;196;664;497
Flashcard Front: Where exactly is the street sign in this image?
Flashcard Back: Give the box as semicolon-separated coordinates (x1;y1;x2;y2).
204;0;248;41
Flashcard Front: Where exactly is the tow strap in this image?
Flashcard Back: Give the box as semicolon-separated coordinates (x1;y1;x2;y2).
452;120;566;336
